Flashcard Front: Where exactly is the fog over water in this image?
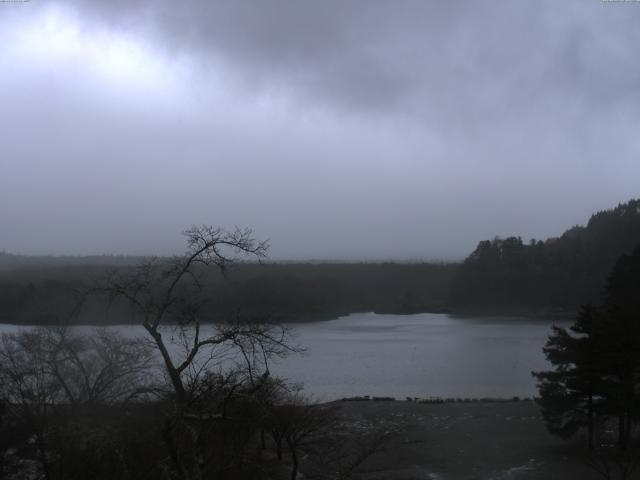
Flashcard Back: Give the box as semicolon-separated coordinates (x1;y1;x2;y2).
1;1;639;260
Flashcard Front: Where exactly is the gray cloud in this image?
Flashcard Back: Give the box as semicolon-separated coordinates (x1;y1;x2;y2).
55;1;640;121
0;1;638;260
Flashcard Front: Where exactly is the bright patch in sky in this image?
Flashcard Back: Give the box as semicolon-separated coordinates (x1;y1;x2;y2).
11;5;179;93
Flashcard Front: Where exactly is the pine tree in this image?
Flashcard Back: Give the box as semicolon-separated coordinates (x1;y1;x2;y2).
533;245;640;450
533;305;603;450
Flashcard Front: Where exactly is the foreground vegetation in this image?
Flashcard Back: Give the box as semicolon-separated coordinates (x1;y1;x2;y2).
0;326;392;480
0;227;389;480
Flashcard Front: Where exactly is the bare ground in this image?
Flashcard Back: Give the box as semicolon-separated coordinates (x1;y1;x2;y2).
331;400;605;480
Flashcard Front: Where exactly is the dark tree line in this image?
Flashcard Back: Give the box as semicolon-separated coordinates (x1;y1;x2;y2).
0;226;387;480
533;245;640;456
3;198;639;326
0;262;457;325
452;199;640;312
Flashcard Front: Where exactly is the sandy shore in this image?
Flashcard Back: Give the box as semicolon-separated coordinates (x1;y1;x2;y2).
332;399;602;480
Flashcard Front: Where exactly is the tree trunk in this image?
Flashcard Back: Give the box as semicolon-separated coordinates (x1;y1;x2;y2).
287;437;299;480
36;430;52;480
618;414;626;450
146;326;187;405
624;411;632;449
588;393;594;452
162;418;188;480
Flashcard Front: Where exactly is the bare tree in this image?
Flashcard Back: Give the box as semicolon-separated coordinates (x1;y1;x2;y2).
265;391;336;480
0;328;155;406
92;225;298;479
94;226;295;406
307;427;391;480
0;329;60;479
0;327;155;480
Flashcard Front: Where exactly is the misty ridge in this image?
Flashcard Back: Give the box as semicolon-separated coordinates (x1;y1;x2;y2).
1;198;639;326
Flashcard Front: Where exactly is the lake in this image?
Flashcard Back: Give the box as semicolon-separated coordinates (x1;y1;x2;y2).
271;312;568;401
0;312;569;402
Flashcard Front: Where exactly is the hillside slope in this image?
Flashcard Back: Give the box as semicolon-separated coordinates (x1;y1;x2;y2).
451;199;640;312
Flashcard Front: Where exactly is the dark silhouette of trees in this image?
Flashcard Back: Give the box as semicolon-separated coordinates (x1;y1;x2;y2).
453;198;640;312
533;305;604;450
0;227;392;480
534;245;640;454
262;390;337;480
94;225;291;406
0;262;458;325
0;327;155;479
92;225;302;479
2;198;640;325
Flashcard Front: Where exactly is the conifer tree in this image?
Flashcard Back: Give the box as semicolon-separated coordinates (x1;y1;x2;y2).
534;245;640;450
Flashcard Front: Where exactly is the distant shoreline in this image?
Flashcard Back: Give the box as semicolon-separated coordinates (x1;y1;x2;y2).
335;395;534;404
0;306;576;326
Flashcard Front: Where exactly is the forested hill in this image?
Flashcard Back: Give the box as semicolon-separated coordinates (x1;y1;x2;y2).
3;199;640;324
451;199;640;312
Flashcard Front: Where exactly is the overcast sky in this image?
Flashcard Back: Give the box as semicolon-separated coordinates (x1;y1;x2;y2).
0;1;638;260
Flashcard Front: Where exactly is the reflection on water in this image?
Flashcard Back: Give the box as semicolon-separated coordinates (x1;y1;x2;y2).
0;312;569;402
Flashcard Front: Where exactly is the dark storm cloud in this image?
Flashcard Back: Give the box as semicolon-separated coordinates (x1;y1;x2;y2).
0;1;639;259
53;0;640;122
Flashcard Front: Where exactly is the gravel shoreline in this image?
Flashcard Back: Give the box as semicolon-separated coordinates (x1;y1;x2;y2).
331;399;601;480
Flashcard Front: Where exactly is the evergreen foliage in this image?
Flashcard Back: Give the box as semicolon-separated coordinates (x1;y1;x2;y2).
453;199;640;310
533;245;640;450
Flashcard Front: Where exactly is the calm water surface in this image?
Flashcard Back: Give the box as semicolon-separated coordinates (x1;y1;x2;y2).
0;312;569;401
271;312;568;401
